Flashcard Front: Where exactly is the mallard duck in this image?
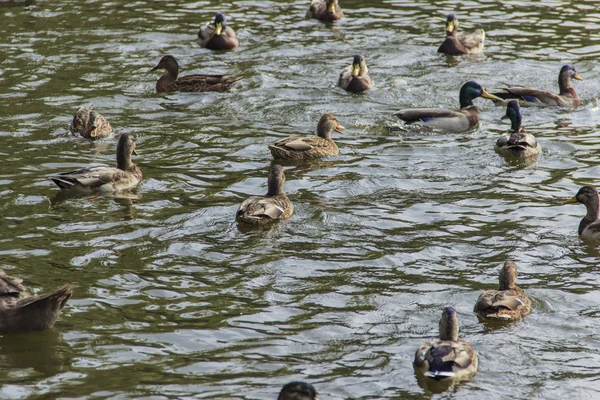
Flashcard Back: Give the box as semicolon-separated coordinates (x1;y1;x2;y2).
70;104;112;140
395;81;501;133
414;307;478;381
491;64;583;107
50;133;142;193
306;0;343;21
236;165;293;224
198;12;239;50
495;100;541;158
437;13;485;55
338;54;372;93
474;261;531;321
0;269;71;333
268;113;344;160
151;55;242;93
278;382;318;400
566;186;600;240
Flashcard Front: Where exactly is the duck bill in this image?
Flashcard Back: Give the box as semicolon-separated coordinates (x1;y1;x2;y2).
133;149;139;156
481;89;503;101
565;196;578;204
328;2;336;13
334;123;345;134
215;22;223;35
574;73;583;81
351;64;360;77
445;21;454;33
150;64;160;72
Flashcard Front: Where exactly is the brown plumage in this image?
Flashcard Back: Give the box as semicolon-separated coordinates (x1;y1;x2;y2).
198;12;239;50
278;382;318;400
437;14;485;55
338;54;373;93
474;261;531;321
0;269;71;333
268;113;344;160
151;55;242;93
306;0;343;21
70;104;112;140
236;165;293;225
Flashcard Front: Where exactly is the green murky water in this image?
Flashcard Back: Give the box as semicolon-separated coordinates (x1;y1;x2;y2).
2;0;600;398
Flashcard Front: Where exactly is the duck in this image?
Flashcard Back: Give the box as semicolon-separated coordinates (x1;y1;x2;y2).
198;12;239;50
0;269;71;333
414;307;478;380
395;81;501;133
278;382;318;400
437;13;485;55
495;100;541;158
151;55;242;93
338;54;372;93
474;261;531;321
236;165;293;224
306;0;343;21
50;133;142;193
70;104;112;140
565;186;600;240
268;113;345;160
490;64;583;107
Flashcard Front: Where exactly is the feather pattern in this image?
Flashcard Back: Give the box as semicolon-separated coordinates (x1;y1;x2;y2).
495;100;541;158
198;12;239;50
70;104;112;140
339;54;373;93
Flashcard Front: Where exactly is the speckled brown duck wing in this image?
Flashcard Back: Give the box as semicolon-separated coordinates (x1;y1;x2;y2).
269;135;339;160
173;73;242;93
70;105;112;140
236;194;293;224
474;288;531;320
0;270;28;303
414;339;478;379
491;86;576;107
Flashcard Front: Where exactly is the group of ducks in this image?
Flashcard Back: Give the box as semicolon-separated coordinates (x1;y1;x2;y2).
4;1;600;398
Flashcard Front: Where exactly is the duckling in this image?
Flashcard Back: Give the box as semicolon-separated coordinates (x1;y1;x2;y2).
306;0;343;21
268;113;344;160
198;12;239;50
70;104;112;140
0;269;71;333
395;81;501;133
438;13;485;55
338;54;373;93
414;307;478;381
151;55;242;93
278;381;318;400
474;261;531;321
50;133;142;193
236;165;293;224
491;64;583;107
495;100;541;158
566;186;600;240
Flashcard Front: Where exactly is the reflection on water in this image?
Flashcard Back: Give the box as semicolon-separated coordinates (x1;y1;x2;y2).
1;0;600;398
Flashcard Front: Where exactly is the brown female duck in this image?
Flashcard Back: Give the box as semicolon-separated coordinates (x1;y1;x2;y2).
339;54;372;93
151;55;242;93
0;269;71;333
268;113;344;160
70;104;112;140
474;261;531;321
438;13;485;55
198;12;239;50
278;382;318;400
306;0;343;21
236;165;293;224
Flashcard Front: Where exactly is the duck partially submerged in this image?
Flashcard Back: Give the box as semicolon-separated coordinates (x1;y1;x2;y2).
437;13;485;55
151;55;242;93
236;165;293;225
306;0;343;21
50;133;142;193
491;64;583;107
278;381;318;400
566;186;600;240
70;104;112;140
395;81;501;133
198;12;239;50
474;261;532;321
0;269;71;333
414;307;478;381
339;54;372;93
268;113;344;160
495;100;541;158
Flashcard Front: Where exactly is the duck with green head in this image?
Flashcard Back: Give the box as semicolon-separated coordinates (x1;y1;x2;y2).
339;54;372;93
306;0;343;21
198;12;239;50
278;382;318;400
151;55;242;93
438;13;485;55
395;81;501;133
414;307;478;381
566;186;600;240
495;100;541;158
491;64;583;107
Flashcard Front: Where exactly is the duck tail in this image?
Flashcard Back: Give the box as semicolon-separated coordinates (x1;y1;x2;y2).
424;370;456;380
50;177;77;189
